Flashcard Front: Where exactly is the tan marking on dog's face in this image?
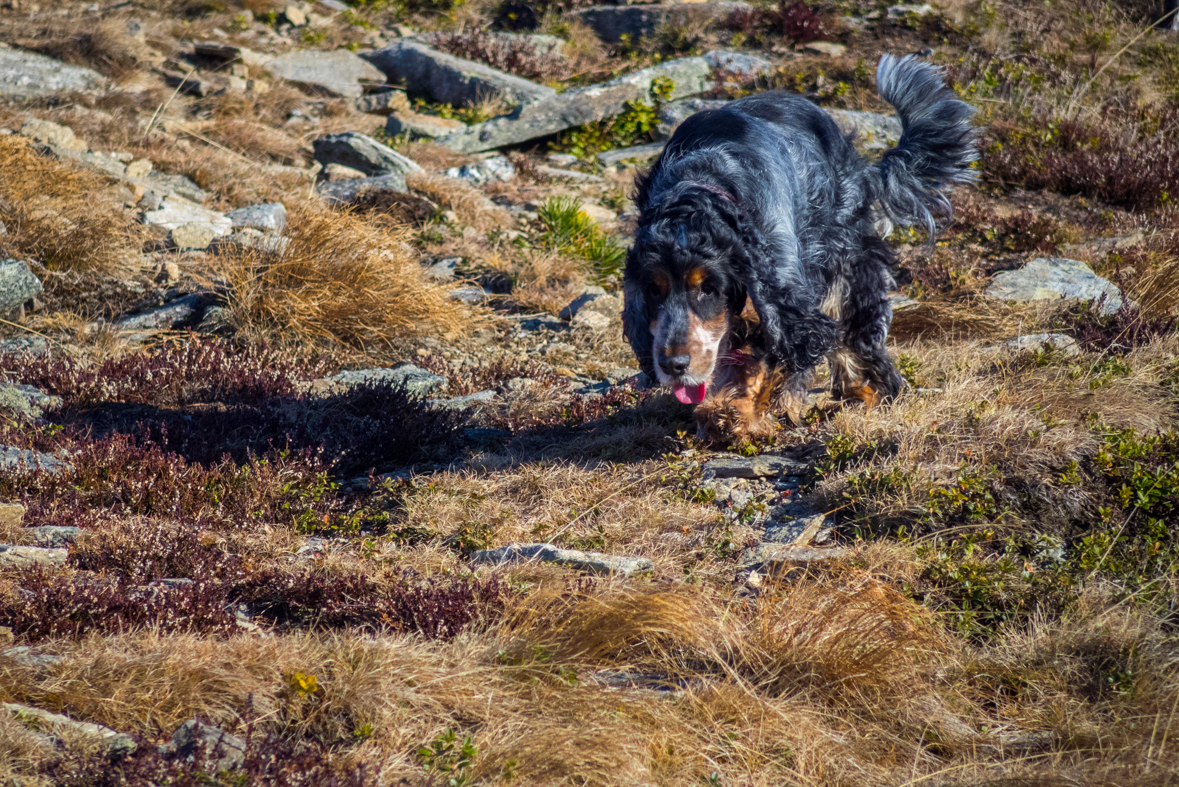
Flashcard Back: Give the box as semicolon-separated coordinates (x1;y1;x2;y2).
739;296;759;321
685;267;708;290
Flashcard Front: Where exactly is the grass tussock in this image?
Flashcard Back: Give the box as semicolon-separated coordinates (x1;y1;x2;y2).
0;135;145;273
405;171;513;231
215;208;475;353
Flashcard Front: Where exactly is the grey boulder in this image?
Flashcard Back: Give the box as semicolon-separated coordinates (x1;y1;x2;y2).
361;39;556;108
171;719;247;773
0;260;43;313
226;203;287;233
985;257;1125;315
702;455;810;480
116;294;201;331
312;132;423;178
0;46;105;97
703;49;773;78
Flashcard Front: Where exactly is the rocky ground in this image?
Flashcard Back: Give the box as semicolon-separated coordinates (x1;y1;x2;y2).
1;0;1179;785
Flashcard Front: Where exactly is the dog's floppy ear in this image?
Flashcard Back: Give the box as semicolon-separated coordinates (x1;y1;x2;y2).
730;215;836;374
622;251;656;378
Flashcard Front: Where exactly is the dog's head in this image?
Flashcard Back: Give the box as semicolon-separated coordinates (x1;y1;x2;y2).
622;183;748;404
623;181;837;403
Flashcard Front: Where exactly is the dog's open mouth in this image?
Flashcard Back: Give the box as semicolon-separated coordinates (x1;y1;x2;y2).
672;382;708;405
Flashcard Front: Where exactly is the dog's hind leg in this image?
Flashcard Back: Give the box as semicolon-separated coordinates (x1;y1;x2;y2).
829;246;905;407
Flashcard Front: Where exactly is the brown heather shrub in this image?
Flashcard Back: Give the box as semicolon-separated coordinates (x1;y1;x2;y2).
0;569;234;642
2;337;330;406
982;100;1179;212
0;135;145;272
427;28;571;83
215;208;473;352
234;567;510;637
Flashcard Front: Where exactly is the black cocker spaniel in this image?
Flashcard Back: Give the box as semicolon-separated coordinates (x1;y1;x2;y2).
622;55;978;441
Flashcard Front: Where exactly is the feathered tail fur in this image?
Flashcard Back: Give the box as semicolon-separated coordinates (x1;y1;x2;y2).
863;54;978;237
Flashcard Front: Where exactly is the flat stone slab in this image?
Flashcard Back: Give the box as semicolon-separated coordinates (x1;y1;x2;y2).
430;389;496;410
116;294;200;331
312;132;423;178
0;545;68;568
440;56;713;153
362;39;556;109
5;703;136;757
1001;333;1080;356
0;259;43;313
763;513;830;545
317;173;409;205
385;110;467;140
142;198;232;236
472;543;653;576
28;526;81;548
0;46;105;97
702;455;811;480
0;446;68;474
315;364;447;397
739;543;851;570
986;257;1124;315
265;49;385;98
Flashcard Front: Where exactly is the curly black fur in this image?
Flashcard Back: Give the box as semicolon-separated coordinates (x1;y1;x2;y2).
623;54;977;418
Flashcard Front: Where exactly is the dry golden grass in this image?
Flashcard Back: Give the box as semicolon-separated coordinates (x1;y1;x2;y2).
6;14;152;81
214;206;477;352
406;171;514;231
0;135;145;273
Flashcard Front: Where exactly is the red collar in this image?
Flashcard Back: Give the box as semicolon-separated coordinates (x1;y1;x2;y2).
687;182;740;206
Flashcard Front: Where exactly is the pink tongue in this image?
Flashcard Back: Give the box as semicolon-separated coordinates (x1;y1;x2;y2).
673;382;707;405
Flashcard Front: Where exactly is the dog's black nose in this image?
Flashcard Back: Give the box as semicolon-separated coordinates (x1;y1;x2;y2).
659;354;690;376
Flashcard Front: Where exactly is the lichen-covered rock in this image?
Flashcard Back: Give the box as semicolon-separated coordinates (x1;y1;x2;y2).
702;455;811;480
226;203;287;233
0;260;43;313
985;257;1124;315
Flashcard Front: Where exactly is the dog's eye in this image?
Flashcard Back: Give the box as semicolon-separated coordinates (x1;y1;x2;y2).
646;283;664;301
700;281;718;297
